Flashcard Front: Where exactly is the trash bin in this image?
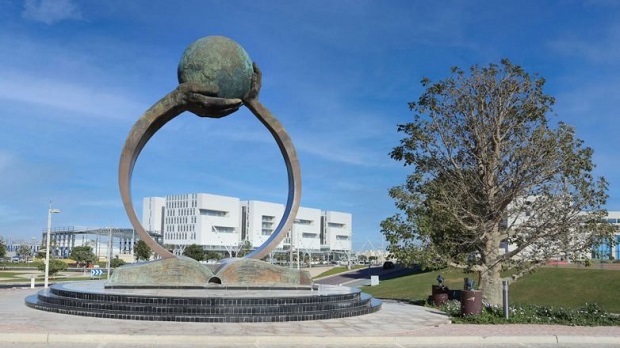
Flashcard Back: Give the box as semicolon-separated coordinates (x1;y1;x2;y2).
460;289;483;316
431;285;449;306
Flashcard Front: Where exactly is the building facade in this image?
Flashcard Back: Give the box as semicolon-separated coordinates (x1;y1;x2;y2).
322;211;353;252
143;192;353;258
142;197;165;236
593;211;620;260
501;205;620;261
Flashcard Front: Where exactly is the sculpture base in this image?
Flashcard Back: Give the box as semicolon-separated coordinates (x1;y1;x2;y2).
26;258;381;322
25;281;381;322
107;257;312;287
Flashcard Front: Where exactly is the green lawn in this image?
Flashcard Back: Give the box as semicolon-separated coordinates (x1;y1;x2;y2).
509;268;620;311
362;267;620;313
0;270;104;283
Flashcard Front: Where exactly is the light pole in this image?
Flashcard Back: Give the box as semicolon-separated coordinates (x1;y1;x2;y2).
106;227;112;278
45;202;61;289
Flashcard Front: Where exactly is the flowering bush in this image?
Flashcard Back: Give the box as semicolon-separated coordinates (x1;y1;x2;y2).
439;301;620;326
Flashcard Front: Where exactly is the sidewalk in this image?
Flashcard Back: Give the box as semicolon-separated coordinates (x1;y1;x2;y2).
2;286;620;347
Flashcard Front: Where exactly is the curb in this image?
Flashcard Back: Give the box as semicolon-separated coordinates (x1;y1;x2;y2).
2;333;620;346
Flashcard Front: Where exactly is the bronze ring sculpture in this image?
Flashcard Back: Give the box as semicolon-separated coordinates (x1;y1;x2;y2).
119;37;301;261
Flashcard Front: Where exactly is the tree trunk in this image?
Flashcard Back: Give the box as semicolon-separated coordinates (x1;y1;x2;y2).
480;263;502;306
480;236;503;306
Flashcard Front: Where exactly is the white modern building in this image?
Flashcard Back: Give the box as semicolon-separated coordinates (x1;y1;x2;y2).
292;206;322;251
242;200;284;250
594;211;620;260
142;192;353;259
142;197;165;236
322;211;353;252
500;201;620;261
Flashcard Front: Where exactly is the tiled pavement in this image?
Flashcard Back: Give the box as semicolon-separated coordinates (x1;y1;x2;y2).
2;287;620;347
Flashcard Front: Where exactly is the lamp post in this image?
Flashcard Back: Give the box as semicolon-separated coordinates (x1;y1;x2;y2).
106;227;112;278
45;202;61;289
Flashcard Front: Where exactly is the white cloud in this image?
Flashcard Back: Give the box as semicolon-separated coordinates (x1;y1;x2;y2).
0;71;145;121
22;0;82;25
549;23;620;64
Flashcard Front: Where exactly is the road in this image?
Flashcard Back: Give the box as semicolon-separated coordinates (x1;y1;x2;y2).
314;265;420;287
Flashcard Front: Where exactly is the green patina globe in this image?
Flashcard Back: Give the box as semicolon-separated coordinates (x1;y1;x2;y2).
178;36;253;99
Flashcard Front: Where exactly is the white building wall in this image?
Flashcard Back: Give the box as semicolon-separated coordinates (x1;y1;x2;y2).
195;193;241;248
292;207;322;251
601;211;620;260
244;200;285;249
502;200;620;262
163;193;195;245
324;211;352;252
143;193;353;255
142;197;165;235
159;193;241;248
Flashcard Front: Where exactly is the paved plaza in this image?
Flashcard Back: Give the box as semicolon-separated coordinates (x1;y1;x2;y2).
2;286;620;347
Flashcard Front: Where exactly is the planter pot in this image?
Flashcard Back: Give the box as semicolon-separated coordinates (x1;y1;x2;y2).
431;284;449;306
460;289;483;316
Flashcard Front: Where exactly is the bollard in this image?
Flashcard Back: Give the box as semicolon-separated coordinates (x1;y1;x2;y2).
502;280;509;319
30;275;36;289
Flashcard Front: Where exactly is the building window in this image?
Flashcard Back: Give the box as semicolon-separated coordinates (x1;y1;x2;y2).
199;209;228;217
294;219;313;225
213;226;234;233
336;235;349;240
328;222;345;228
261;215;275;233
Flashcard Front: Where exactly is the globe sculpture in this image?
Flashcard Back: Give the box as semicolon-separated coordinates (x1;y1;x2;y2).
115;35;302;282
178;36;253;99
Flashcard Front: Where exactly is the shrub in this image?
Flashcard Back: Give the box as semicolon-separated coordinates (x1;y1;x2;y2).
111;257;126;268
439;301;620;326
35;259;68;277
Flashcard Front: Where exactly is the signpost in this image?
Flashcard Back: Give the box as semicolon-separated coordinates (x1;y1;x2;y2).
90;269;103;278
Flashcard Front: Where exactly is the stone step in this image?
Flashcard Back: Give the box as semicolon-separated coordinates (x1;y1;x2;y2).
24;282;382;323
31;291;374;315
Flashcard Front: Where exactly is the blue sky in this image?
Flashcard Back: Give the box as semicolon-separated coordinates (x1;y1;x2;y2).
1;0;619;251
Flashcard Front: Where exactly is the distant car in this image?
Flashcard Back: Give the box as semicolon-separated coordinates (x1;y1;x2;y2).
382;261;395;270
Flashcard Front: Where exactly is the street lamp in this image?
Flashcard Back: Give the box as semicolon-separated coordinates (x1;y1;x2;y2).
45;202;61;289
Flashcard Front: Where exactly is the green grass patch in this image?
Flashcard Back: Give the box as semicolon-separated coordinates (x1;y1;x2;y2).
509;268;620;311
361;268;465;301
0;270;103;283
0;262;38;268
362;267;620;313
